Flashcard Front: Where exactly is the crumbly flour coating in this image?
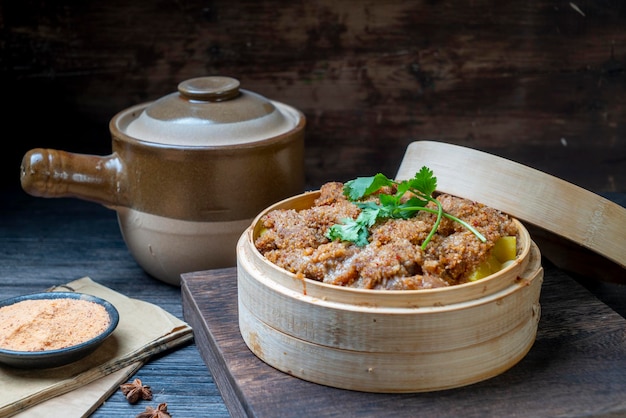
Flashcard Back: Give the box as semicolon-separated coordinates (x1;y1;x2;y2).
255;182;518;290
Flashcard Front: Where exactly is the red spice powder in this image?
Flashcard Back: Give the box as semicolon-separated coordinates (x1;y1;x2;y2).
0;298;110;351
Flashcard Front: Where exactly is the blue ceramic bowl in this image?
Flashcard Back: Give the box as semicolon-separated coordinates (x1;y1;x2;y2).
0;292;119;369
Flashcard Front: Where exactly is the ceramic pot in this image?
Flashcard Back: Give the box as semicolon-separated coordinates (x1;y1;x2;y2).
21;76;306;285
236;191;543;392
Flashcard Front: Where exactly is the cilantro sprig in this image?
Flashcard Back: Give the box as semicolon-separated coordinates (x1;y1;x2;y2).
325;167;487;249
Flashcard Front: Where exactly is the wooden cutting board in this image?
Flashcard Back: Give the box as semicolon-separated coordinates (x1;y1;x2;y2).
181;266;626;418
396;140;626;283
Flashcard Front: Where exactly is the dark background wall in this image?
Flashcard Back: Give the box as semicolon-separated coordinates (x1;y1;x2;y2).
2;0;625;195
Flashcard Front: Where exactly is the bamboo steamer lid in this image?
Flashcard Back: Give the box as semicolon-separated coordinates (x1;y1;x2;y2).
396;140;626;274
236;190;543;393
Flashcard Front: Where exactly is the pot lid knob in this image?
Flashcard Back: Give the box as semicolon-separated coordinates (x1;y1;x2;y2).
124;76;298;146
177;76;241;102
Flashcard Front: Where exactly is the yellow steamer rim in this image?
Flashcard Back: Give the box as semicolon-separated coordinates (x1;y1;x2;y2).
236;191;543;393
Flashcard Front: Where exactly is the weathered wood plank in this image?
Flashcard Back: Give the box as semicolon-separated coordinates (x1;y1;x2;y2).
181;265;626;418
3;1;625;192
0;194;230;417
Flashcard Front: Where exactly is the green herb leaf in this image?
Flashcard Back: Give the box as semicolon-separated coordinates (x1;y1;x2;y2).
408;166;437;197
344;173;392;200
326;206;380;247
325;167;487;249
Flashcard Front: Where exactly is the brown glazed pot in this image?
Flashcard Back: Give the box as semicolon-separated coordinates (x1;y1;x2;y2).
20;76;305;285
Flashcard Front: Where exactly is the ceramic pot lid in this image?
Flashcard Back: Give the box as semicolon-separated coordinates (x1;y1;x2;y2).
125;76;298;146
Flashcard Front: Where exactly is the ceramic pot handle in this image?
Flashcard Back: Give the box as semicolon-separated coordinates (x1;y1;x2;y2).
20;148;128;209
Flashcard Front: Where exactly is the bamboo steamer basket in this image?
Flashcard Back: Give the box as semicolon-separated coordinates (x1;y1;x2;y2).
236;190;544;393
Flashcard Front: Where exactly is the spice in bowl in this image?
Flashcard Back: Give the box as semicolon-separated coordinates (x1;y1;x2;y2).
0;297;111;352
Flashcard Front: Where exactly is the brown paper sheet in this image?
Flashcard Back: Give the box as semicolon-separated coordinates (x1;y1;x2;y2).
0;277;193;417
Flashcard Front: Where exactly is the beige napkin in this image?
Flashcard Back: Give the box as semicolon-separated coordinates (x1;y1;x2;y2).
0;277;193;417
14;362;144;418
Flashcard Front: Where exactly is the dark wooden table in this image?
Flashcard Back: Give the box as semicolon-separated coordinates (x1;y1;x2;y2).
1;188;230;418
1;186;625;417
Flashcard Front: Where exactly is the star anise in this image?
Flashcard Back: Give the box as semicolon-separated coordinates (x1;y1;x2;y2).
136;402;172;418
120;378;153;404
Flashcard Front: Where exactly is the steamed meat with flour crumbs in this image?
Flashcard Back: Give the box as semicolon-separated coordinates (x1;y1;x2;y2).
254;181;518;290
